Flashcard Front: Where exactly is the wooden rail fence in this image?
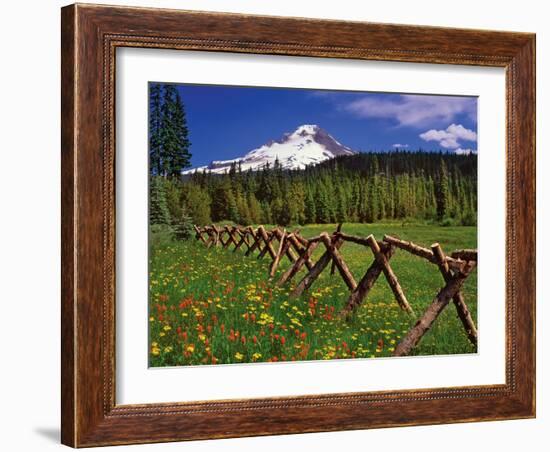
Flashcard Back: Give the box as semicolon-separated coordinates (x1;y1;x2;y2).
193;224;478;357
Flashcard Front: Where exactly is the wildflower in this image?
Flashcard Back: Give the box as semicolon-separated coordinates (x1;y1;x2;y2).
234;352;244;360
163;325;171;331
186;344;195;353
280;336;286;346
252;352;262;360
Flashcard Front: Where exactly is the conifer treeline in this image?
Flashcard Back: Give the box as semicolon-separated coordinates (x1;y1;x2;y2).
174;152;477;227
149;83;191;177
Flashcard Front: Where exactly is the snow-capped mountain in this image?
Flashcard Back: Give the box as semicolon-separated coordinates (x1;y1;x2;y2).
183;124;357;174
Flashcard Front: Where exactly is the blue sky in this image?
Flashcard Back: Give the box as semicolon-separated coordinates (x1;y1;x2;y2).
161;83;478;167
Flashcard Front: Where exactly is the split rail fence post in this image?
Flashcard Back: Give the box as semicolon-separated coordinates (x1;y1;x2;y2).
366;235;413;315
392;261;476;357
277;239;320;287
431;243;478;346
290;236;344;298
341;244;395;316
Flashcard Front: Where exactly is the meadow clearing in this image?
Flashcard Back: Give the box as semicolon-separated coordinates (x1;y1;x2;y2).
149;222;477;367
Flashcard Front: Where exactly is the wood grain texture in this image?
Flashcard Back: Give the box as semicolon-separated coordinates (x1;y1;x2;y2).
61;3;536;447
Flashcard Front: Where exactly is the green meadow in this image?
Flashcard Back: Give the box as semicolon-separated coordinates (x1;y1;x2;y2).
149;222;477;367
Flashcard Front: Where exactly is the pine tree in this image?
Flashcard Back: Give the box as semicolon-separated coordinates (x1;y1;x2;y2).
335;185;347;223
316;185;332;223
169;90;192;176
236;192;252;225
435;159;450;221
149;83;163;176
304;188;316;224
149;176;171;225
184;185;211;225
247;193;262;224
165;178;183;221
257;162;276;203
211;180;237;222
159;85;192;177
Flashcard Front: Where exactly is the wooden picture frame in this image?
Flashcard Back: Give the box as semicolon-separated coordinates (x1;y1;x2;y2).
61;3;535;447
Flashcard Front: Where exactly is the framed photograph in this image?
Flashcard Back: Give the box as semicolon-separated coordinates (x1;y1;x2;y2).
61;3;535;447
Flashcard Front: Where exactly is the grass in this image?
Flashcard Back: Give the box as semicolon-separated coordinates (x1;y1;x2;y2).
149;222;477;367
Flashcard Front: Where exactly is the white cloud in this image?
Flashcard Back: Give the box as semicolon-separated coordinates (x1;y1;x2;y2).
344;95;477;128
419;123;477;149
453;148;478;155
392;143;409;148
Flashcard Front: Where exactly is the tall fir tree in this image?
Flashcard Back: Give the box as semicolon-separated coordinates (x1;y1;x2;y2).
149;83;163;176
304;188;317;224
159;85;192;177
435;158;450;221
169;90;192;176
149;176;171;225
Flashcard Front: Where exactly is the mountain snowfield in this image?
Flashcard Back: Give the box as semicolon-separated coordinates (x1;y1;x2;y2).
183;124;357;174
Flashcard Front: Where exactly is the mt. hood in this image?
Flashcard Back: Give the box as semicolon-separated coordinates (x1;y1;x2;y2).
183;124;357;174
